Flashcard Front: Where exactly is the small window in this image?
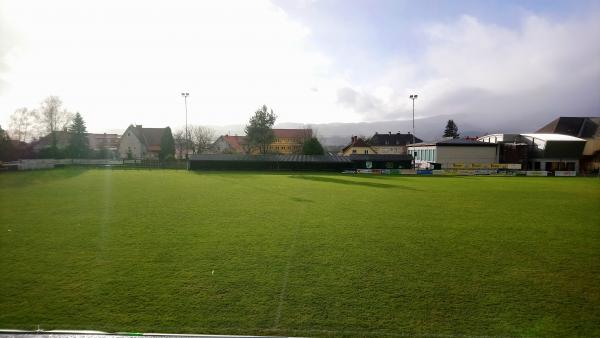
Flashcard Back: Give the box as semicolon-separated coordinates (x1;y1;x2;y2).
364;150;368;154
352;149;357;154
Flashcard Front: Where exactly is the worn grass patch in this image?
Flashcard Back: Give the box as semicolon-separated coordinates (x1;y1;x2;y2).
1;169;599;337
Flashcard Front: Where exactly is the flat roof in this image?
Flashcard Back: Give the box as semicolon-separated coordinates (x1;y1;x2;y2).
521;133;585;141
407;139;497;147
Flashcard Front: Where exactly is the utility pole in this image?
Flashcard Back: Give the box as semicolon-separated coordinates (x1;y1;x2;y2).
181;92;189;159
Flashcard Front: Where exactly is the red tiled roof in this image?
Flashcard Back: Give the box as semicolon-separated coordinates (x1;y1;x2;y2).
273;129;312;138
223;135;247;152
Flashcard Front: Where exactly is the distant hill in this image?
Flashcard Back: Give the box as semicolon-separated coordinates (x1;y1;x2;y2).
205;111;580;146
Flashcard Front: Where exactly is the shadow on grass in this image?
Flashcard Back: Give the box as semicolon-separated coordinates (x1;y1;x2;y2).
290;175;411;189
0;167;88;189
290;196;314;203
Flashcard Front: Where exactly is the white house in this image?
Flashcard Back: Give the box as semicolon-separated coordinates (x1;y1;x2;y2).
118;125;170;159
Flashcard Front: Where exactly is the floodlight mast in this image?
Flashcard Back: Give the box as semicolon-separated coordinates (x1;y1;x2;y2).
409;94;418;169
409;94;418;146
181;92;189;159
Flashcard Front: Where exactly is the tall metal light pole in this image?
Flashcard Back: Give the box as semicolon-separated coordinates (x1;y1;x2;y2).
181;92;189;159
409;94;418;170
409;94;418;145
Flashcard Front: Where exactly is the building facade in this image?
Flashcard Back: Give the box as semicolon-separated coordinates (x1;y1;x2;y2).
118;125;169;159
478;132;586;172
211;129;312;155
407;139;498;169
536;117;600;173
341;132;422;156
341;136;375;155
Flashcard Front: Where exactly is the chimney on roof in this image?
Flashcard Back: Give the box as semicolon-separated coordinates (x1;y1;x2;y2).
388;131;392;135
135;125;142;129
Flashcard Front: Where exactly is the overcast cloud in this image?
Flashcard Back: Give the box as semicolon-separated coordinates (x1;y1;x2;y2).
338;12;600;125
0;0;598;133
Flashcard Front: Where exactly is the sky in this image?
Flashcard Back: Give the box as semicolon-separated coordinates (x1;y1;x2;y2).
0;0;599;134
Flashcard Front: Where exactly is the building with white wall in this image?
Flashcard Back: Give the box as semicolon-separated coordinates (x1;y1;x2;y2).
478;133;586;172
407;139;498;169
118;125;170;159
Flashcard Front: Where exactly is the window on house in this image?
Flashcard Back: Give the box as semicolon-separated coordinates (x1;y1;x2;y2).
352;149;356;154
364;150;368;154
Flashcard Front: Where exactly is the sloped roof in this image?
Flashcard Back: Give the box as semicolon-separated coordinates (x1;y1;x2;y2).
273;129;311;138
189;154;351;163
220;135;247;152
370;133;422;146
342;137;371;152
536;117;600;138
134;127;166;147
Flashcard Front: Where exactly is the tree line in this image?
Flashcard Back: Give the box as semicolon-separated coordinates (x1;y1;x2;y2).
1;98;327;161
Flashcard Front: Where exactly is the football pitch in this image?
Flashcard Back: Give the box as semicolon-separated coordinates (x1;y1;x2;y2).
1;169;599;337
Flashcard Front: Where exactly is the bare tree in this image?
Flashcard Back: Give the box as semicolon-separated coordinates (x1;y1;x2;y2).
38;96;73;135
173;129;186;159
190;125;216;154
8;107;39;142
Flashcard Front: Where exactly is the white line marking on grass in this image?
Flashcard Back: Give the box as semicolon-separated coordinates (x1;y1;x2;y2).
273;223;301;329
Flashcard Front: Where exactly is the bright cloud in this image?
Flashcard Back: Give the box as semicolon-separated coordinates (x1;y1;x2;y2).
1;1;599;134
0;0;357;132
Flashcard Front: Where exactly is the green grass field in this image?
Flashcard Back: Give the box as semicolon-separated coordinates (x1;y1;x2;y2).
1;169;599;337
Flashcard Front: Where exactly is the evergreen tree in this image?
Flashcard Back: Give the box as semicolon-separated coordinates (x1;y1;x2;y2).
443;120;460;139
245;105;277;154
67;112;89;158
160;127;175;161
302;137;325;155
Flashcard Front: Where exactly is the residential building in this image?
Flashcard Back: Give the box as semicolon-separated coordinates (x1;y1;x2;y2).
407;139;498;169
369;132;422;154
212;135;247;154
536;117;600;173
341;132;422;156
211;129;312;154
88;133;120;158
341;136;376;155
32;131;120;158
268;129;312;154
118;125;170;159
